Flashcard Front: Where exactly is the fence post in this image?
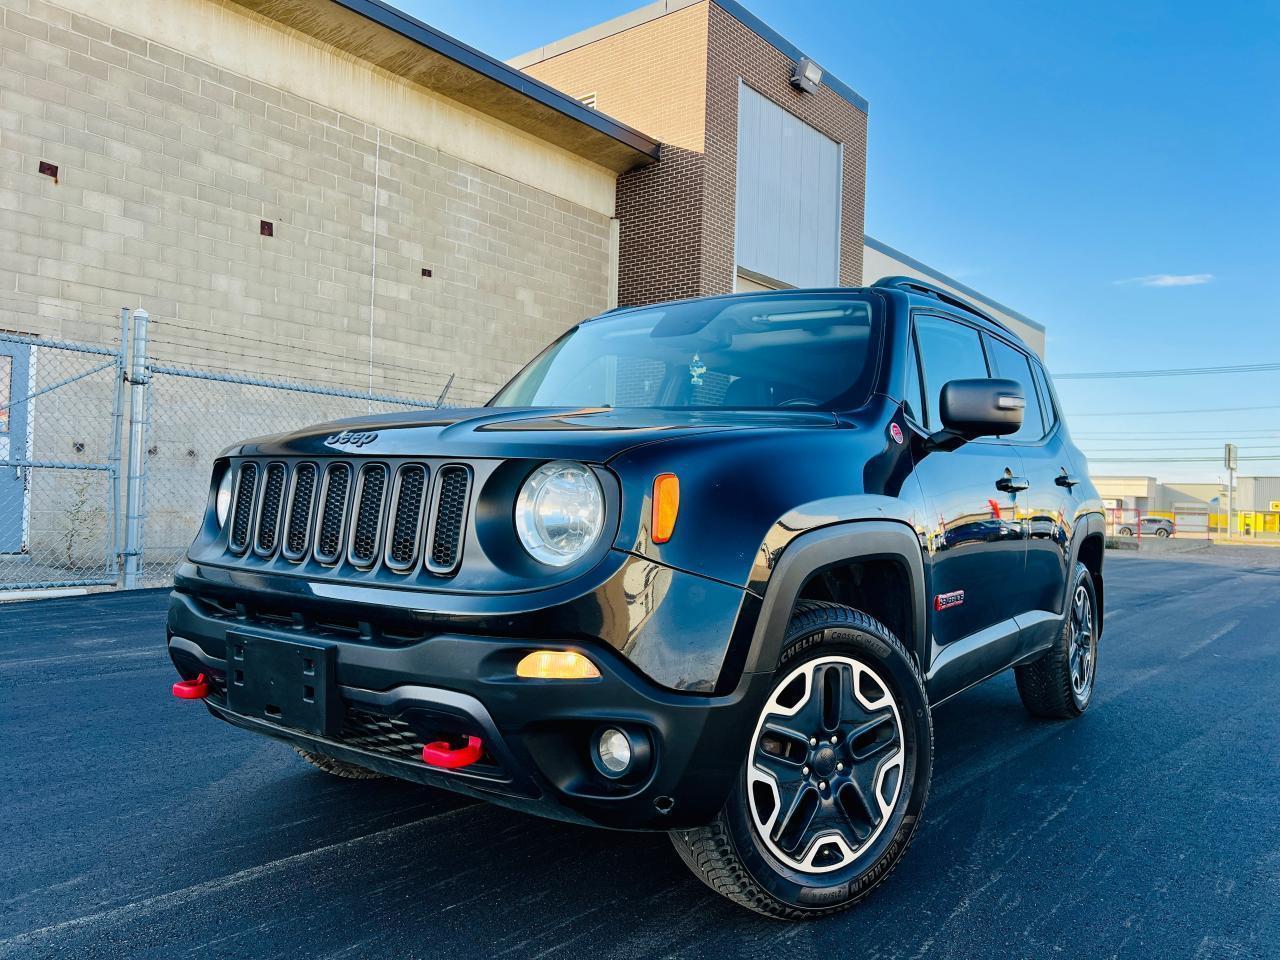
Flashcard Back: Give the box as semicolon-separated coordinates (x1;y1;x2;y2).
109;308;129;584
122;308;150;589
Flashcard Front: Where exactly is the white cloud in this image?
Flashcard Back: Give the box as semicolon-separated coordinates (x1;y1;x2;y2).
1113;273;1215;287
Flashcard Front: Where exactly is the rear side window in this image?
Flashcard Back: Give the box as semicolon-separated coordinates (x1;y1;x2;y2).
1032;360;1059;429
914;315;990;431
985;336;1046;441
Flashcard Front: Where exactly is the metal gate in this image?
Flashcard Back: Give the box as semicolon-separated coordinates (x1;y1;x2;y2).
0;323;126;590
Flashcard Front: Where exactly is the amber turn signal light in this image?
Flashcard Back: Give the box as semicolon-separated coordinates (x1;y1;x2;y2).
516;650;601;680
652;473;679;544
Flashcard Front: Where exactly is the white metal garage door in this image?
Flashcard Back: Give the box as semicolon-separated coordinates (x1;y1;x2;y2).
734;82;843;289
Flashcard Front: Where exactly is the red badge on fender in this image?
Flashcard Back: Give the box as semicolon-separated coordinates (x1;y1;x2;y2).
934;590;964;611
889;423;904;445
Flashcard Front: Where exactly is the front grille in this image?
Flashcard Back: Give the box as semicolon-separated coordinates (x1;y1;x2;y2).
386;464;428;570
314;463;351;564
348;464;388;567
428;466;471;574
224;457;472;577
283;463;317;559
229;462;258;553
254;462;287;555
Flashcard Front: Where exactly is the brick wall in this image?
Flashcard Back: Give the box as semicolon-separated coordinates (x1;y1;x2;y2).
0;0;615;406
520;0;867;306
522;3;710;307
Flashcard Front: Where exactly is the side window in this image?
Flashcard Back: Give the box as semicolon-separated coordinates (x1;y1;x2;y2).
985;336;1046;441
902;331;925;424
1029;363;1059;430
914;315;990;432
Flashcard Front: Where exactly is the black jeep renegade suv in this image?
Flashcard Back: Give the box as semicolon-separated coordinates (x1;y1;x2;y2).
167;277;1104;919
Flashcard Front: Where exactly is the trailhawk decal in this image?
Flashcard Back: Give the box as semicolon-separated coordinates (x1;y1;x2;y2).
934;590;965;611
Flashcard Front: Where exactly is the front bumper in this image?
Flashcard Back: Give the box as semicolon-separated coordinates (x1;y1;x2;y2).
167;588;772;830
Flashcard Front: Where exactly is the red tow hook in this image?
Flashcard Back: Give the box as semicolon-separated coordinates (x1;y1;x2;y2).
422;736;484;769
172;673;209;700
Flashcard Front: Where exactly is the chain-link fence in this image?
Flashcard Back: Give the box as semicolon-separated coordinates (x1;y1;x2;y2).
138;363;440;585
0;325;126;591
1;307;471;595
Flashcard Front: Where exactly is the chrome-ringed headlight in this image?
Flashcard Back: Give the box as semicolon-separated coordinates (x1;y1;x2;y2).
214;467;235;528
515;461;605;567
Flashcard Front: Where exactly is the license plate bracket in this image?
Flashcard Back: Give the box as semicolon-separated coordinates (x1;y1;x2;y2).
224;632;341;737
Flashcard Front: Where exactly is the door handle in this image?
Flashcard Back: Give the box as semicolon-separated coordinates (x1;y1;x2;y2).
996;475;1030;493
1055;471;1081;489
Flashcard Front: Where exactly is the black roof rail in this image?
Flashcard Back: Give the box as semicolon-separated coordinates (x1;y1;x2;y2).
871;275;1014;335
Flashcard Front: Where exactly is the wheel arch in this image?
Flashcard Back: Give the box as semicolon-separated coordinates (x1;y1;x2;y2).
1073;513;1106;636
741;520;928;678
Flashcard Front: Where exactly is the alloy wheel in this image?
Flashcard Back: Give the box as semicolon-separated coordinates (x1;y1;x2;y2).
1068;584;1095;700
746;656;905;874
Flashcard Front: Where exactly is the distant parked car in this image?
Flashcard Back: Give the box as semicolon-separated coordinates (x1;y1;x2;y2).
1117;516;1174;538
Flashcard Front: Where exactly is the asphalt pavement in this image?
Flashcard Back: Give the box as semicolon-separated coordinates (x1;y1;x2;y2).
2;553;1278;959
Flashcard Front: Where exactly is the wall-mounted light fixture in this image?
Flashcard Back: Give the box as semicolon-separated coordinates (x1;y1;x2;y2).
790;57;823;95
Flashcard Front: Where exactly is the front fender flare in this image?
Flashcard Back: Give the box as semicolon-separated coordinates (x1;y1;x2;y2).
738;520;928;678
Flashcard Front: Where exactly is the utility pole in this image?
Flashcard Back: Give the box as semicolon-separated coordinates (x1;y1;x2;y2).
1224;443;1237;540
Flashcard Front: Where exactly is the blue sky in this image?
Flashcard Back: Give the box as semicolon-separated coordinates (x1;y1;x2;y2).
406;0;1279;482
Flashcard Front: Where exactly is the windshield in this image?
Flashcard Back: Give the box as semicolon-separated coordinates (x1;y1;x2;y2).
491;294;882;410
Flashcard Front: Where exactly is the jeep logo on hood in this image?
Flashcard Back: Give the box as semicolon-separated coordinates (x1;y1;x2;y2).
324;430;378;448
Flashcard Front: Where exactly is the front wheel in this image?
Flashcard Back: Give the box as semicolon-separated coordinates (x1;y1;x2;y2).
1154;528;1170;538
671;602;932;919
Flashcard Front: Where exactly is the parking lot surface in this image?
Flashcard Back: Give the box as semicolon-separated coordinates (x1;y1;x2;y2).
2;553;1278;959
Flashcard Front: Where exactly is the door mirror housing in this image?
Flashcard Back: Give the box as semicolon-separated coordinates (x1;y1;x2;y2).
926;378;1024;451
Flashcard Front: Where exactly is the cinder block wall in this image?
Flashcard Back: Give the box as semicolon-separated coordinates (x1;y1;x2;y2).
0;0;620;579
0;0;617;406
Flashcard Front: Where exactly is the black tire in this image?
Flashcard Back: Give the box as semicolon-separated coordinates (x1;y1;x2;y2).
670;601;932;919
1015;562;1099;719
294;747;387;780
1117;526;1133;536
1154;528;1170;538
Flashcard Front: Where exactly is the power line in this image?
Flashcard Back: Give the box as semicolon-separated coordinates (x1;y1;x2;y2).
1082;448;1280;456
1087;455;1280;463
1068;403;1280;417
1080;432;1280;440
1057;361;1280;380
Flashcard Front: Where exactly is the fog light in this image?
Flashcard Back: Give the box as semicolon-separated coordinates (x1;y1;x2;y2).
516;650;601;680
596;727;632;778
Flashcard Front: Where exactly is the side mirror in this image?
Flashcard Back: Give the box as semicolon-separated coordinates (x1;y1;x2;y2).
927;378;1024;451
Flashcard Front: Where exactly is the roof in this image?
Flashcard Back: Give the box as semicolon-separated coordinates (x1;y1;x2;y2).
509;0;869;115
231;0;661;172
864;235;1045;334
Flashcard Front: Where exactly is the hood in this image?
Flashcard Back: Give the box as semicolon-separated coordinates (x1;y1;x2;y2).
229;406;838;462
